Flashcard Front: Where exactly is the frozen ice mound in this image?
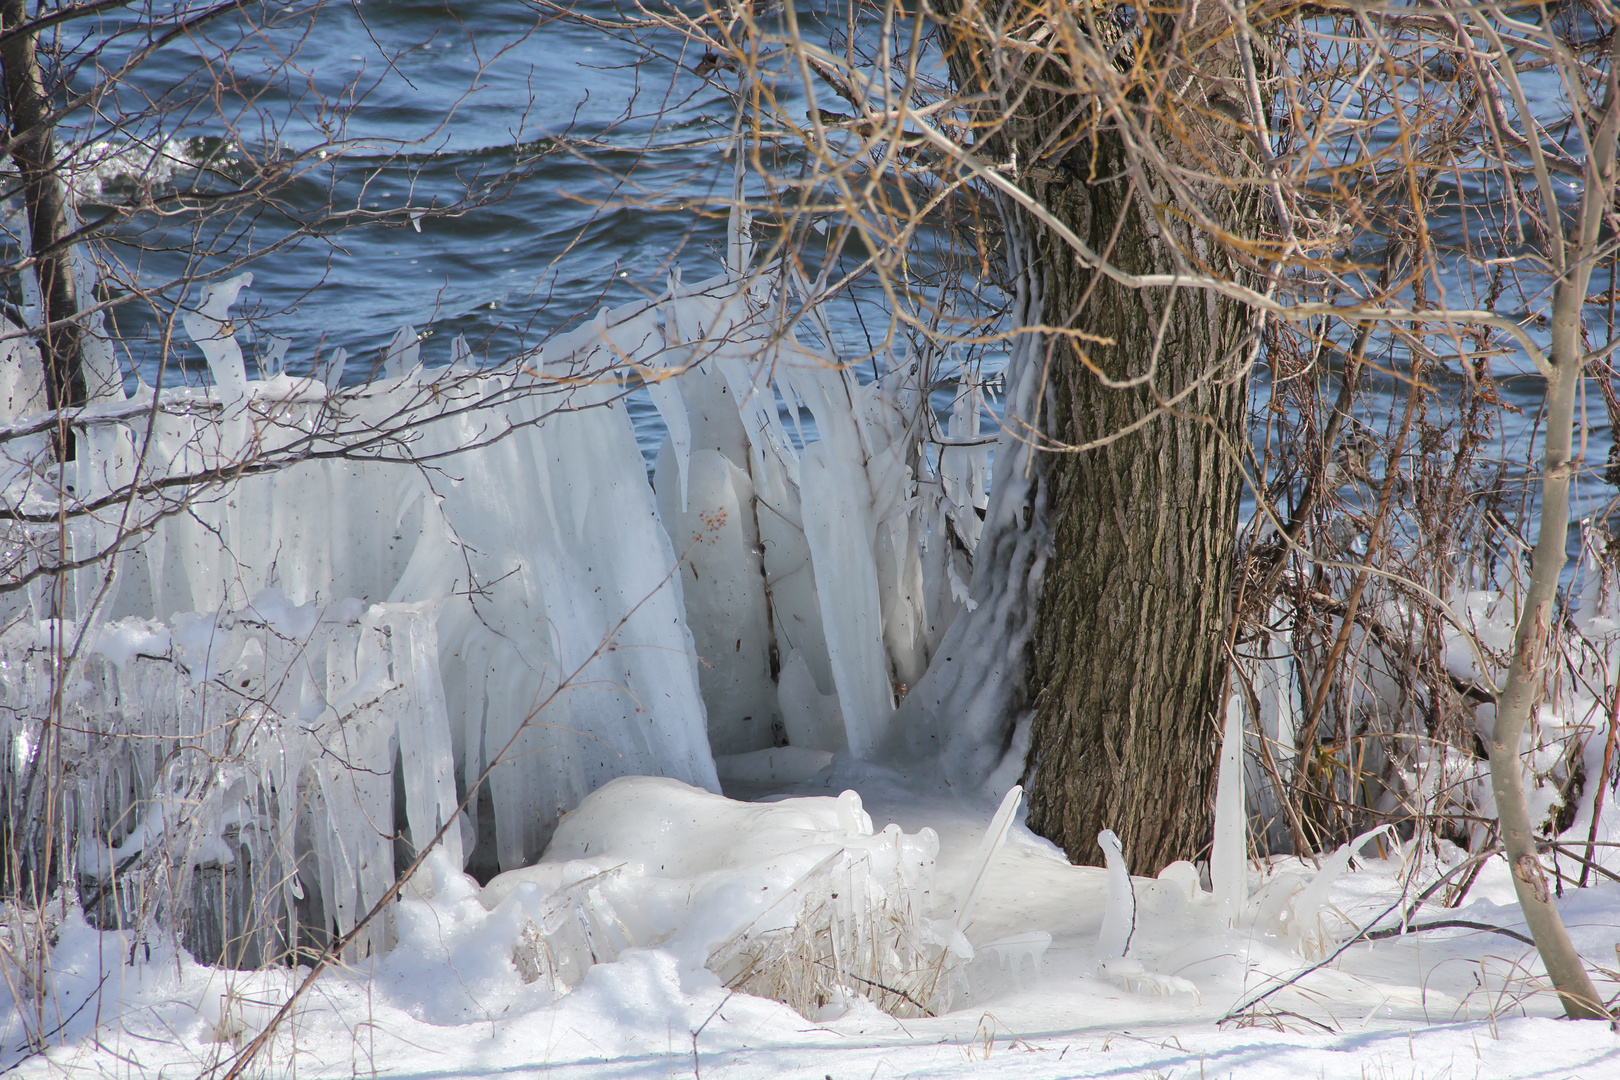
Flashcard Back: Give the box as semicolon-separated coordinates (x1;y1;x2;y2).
481;776;957;1018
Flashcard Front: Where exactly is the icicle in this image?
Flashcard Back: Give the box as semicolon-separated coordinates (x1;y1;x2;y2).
377;601;464;875
450;334;475;371
981;930;1051;981
320;346;348;391
1096;829;1135;958
653;445;776;755
182;273;252;394
646;369;692;512
183;273;253;461
382;325;420;379
1211;695;1247;923
952;785;1022;933
1248;600;1300;852
800;441;892;757
259;335;291;379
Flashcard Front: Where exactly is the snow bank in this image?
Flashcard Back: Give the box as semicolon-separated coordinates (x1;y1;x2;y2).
13;767;1620;1080
481;776;953;1018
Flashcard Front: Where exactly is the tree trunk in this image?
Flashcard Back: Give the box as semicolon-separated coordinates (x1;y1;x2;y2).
939;2;1264;873
1023;163;1254;874
1481;24;1620;1020
2;0;85;455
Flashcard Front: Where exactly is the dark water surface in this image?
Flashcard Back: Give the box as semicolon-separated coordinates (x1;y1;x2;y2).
59;1;1618;531
88;1;728;375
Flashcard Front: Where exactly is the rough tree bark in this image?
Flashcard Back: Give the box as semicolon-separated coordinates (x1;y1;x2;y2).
2;0;86;455
940;1;1265;873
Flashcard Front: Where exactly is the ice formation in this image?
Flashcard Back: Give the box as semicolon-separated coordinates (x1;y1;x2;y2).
1242;600;1301;853
481;776;954;1017
1211;696;1247;922
2;281;720;961
8;195;1610;1019
1;206;1001;968
1222;521;1620;882
979;930;1051;982
1095;829;1136;959
884;216;1049;789
648;231;991;761
952;784;1022;931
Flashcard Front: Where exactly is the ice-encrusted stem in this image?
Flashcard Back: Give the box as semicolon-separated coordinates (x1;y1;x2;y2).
1211;696;1246;922
1485;27;1620;1023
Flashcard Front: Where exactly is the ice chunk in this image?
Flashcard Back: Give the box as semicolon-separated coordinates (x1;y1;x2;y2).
981;930;1051;979
259;334;291;378
91;618;170;671
182;272;253;404
1156;860;1203;904
320;346;347;391
181;273;253;455
244;588;319;641
836;789;873;835
382;325;420;379
1096;829;1135;958
1099;957;1200;999
1280;824;1396;955
1211;696;1247;922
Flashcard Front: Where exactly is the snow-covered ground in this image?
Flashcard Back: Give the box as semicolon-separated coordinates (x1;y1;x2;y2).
7;760;1620;1079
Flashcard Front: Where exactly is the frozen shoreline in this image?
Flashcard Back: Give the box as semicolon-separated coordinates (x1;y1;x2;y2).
9;760;1620;1079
